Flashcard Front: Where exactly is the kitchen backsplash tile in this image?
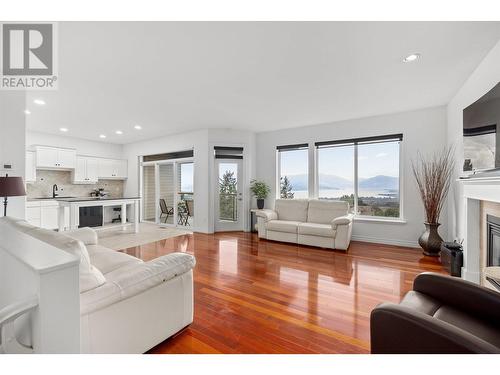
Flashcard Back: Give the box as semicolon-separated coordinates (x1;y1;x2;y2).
27;170;124;198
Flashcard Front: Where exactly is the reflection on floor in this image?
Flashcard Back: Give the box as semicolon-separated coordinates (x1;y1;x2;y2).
120;232;445;354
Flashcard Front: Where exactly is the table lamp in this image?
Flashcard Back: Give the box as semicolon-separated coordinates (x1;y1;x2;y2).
0;174;27;217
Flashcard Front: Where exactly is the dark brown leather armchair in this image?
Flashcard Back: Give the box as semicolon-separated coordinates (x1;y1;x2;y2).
370;272;500;354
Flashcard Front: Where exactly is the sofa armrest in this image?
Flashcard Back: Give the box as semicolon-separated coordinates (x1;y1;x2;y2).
63;227;98;246
413;272;500;322
255;209;278;222
370;303;500;354
331;213;354;228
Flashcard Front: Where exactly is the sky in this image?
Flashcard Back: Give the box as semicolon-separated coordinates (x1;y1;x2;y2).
280;141;400;180
180;163;194;192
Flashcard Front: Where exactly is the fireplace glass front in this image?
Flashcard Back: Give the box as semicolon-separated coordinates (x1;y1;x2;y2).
486;214;500;266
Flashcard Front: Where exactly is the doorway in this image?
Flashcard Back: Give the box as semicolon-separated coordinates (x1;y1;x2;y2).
141;158;194;228
214;158;244;231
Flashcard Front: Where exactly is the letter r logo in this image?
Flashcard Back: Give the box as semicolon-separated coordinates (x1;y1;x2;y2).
2;24;53;75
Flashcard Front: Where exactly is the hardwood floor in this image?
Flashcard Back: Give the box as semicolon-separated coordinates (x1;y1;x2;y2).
120;232;446;354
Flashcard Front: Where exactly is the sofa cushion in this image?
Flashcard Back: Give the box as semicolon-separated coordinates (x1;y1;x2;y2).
64;227;99;246
298;222;336;238
275;199;309;222
266;220;301;233
433;305;500;348
80;252;196;315
307;200;349;224
400;291;441;316
87;244;143;274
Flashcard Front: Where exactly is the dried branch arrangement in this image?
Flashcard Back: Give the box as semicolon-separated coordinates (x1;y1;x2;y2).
412;147;455;224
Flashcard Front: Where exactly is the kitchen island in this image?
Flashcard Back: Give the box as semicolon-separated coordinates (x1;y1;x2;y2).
57;197;140;232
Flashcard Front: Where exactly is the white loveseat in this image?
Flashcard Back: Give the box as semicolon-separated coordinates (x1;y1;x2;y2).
1;217;195;353
256;199;354;250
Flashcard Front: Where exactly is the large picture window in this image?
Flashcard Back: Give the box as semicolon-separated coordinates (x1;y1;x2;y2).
317;143;355;212
357;140;400;217
277;144;309;199
315;134;402;219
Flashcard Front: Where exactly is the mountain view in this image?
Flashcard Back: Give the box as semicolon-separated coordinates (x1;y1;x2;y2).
286;174;398;192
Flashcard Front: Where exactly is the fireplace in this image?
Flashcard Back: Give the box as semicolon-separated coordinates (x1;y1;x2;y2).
486;214;500;267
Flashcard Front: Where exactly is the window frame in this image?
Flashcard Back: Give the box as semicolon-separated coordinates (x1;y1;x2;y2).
277;133;404;222
276;143;309;200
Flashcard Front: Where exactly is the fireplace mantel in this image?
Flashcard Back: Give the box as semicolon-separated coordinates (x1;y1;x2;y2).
460;177;500;284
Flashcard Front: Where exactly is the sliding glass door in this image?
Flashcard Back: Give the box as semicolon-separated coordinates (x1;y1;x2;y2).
158;163;175;225
142;164;157;222
177;162;194;227
141;159;194;228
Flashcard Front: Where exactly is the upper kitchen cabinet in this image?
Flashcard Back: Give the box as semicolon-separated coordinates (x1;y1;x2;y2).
98;158;127;179
25;151;36;183
73;156;99;184
36;146;76;170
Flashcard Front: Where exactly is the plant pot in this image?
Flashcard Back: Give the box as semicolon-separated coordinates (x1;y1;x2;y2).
418;222;443;257
256;198;265;209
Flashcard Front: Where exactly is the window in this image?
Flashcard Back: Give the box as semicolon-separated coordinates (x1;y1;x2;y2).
317;143;355;212
179;162;194;193
315;134;402;219
277;144;309;199
357;140;400;218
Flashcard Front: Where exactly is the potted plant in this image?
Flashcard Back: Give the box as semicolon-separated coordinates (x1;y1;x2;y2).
412;147;455;256
250;180;270;209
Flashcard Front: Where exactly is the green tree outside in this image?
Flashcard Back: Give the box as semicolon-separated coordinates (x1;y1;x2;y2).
219;170;237;220
280;176;294;199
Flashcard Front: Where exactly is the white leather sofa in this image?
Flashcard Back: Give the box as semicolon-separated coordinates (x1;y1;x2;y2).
256;199;354;250
1;217;195;353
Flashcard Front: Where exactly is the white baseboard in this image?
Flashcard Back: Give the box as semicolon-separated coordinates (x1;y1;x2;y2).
462;268;481;284
351;234;420;248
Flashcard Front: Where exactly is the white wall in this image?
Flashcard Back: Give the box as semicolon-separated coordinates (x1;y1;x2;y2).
123;128;256;233
256;106;448;248
0;91;27;219
26;131;124;159
447;40;500;241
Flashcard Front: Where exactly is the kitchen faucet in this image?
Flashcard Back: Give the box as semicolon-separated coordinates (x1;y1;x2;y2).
52;184;59;198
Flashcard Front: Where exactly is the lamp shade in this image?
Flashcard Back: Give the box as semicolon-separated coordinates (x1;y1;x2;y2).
0;176;26;197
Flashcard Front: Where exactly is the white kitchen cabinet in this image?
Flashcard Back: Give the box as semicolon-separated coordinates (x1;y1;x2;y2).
41;204;59;229
57;149;77;168
116;159;127;178
87;157;99;181
36;146;76;170
26;204;41;227
98;158;127;179
26;201;69;230
25;151;36;183
73;156;99;184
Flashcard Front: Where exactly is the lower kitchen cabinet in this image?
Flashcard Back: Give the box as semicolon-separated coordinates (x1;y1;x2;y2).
26;200;69;230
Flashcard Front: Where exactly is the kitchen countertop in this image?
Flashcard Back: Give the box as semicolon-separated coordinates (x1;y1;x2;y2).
28;196;140;202
56;197;140;202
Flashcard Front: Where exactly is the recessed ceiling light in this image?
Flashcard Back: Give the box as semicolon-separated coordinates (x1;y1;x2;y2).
33;99;45;105
403;53;421;63
134;125;142;130
115;130;123;135
59;127;68;132
99;134;106;139
24;110;31;115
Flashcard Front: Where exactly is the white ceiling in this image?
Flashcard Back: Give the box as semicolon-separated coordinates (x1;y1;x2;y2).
26;21;500;144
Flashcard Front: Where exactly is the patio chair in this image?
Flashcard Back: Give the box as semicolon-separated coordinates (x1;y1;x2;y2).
159;198;174;223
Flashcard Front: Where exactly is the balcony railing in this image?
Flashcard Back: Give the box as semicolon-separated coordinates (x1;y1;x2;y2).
219;193;237;221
